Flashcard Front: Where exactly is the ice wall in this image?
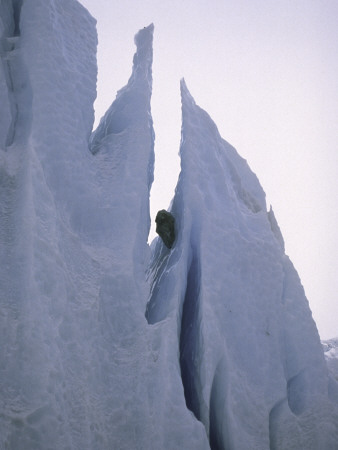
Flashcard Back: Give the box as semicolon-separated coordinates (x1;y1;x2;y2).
1;1;337;449
147;80;338;449
0;1;100;448
0;1;13;148
323;338;338;402
0;2;208;449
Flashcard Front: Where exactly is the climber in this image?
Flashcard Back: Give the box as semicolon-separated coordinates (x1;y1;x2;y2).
155;210;175;249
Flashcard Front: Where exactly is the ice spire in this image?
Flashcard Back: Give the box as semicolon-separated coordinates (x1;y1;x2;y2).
89;23;155;261
130;23;154;88
90;23;154;155
147;80;338;449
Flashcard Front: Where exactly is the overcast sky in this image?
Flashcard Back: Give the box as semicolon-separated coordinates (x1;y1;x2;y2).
80;0;338;340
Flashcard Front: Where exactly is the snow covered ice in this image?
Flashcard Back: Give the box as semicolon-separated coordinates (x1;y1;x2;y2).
0;1;337;449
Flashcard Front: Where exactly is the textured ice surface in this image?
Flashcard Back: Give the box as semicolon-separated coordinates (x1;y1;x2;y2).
0;3;208;449
1;1;337;449
147;80;338;449
323;338;338;375
323;338;338;399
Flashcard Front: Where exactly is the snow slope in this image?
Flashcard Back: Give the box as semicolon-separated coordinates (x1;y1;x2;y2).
147;80;338;449
0;1;337;449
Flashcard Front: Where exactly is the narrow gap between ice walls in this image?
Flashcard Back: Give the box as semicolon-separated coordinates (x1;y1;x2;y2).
12;0;23;36
1;0;32;149
179;247;203;421
178;232;228;450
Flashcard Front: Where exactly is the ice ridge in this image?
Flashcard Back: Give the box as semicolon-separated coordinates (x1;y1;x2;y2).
90;23;154;155
89;22;155;256
147;80;338;449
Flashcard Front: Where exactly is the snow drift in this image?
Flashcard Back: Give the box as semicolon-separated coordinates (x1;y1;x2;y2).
0;1;337;449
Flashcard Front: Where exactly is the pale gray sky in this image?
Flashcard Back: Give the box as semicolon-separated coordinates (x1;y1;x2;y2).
80;0;338;340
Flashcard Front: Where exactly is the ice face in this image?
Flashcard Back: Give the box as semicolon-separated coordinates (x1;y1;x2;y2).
89;23;155;259
0;3;208;448
0;1;337;449
0;1;22;149
322;338;338;402
147;80;338;449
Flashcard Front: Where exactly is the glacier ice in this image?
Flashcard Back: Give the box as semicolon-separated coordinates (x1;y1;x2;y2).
0;1;337;449
323;338;338;402
323;338;338;379
0;2;208;449
146;80;338;448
